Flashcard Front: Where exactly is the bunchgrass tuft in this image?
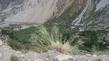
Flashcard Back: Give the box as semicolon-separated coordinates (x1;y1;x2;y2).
30;26;72;53
10;55;19;61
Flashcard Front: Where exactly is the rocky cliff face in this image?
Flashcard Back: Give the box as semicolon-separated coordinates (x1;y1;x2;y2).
0;0;73;27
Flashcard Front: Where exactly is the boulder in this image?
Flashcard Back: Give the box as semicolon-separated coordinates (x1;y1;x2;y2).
55;54;73;61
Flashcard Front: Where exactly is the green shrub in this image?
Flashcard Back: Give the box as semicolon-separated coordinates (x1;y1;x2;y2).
2;26;38;44
1;26;73;53
1;26;38;51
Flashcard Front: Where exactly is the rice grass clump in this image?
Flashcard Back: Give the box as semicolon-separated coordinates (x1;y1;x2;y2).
10;55;19;61
30;26;72;53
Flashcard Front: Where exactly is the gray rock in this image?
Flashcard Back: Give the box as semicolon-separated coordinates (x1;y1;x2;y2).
55;54;73;61
0;40;3;46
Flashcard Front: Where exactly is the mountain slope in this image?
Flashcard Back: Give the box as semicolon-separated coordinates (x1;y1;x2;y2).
45;0;109;31
0;0;73;27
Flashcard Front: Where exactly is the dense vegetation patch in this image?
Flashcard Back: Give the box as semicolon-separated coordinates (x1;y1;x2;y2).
72;30;109;53
1;26;73;53
1;26;38;50
2;26;38;44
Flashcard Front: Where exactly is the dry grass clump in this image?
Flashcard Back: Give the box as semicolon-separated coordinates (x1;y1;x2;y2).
96;58;102;61
49;41;72;53
30;26;72;53
10;55;19;61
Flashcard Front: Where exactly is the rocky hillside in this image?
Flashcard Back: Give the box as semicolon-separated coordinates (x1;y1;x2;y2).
0;0;73;27
72;0;109;31
45;0;109;31
0;0;109;29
